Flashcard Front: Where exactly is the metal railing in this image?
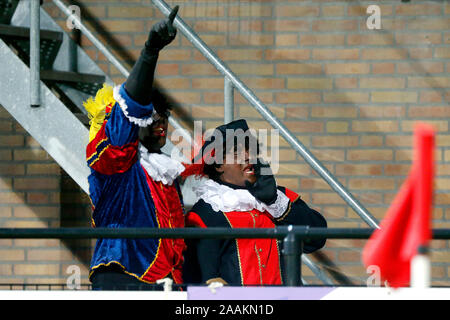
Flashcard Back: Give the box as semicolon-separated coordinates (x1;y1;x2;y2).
29;0;40;107
0;227;449;287
151;0;379;230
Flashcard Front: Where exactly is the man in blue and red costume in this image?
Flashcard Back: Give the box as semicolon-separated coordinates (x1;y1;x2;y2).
85;7;187;290
183;119;327;286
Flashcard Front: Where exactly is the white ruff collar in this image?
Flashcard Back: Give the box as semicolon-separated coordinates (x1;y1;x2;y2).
139;145;185;185
193;178;289;218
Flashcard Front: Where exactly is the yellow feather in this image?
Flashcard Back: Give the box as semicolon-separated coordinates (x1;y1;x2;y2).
83;83;115;142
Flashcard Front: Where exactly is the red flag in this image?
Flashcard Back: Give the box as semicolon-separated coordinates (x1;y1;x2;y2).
362;123;434;288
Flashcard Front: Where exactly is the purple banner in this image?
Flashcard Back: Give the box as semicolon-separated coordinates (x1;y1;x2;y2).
187;286;336;300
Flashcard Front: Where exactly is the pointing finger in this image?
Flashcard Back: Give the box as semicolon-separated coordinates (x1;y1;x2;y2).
168;5;179;25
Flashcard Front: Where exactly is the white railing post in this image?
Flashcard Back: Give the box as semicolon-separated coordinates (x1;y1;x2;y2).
30;0;40;108
224;77;234;124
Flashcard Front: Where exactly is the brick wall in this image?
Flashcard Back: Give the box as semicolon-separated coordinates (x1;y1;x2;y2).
0;106;92;287
1;0;448;287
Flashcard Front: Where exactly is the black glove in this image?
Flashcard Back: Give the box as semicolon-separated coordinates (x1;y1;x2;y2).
146;5;178;52
125;6;179;105
245;159;278;205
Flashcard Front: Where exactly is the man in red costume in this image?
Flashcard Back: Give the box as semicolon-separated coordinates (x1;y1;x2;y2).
184;119;327;286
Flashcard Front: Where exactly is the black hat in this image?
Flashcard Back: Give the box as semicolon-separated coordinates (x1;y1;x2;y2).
151;87;172;118
182;119;258;178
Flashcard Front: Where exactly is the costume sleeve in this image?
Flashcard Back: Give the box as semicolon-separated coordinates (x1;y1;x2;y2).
86;13;171;175
195;237;223;283
185;201;226;284
86;83;155;175
275;186;327;253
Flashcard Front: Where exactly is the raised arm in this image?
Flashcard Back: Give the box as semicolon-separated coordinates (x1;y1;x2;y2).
125;5;179;105
86;7;179;175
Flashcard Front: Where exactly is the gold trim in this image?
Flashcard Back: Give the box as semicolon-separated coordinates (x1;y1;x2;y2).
88;143;111;167
254;244;264;286
139;174;163;281
222;212;245;286
275;195;299;222
249;213;263;285
89;261;163;285
86;137;108;162
89;261;141;282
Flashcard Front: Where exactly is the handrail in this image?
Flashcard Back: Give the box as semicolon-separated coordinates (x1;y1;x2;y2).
224;77;234;123
51;0;192;145
0;227;371;239
0;227;448;239
151;0;379;230
30;0;40;107
1;227;449;287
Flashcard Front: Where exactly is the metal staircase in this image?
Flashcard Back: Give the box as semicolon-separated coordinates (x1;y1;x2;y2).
0;0;194;201
0;0;104;193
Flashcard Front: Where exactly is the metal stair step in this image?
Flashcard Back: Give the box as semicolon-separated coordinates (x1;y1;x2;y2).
0;23;62;69
0;37;91;193
40;70;105;96
0;23;63;42
40;69;105;84
0;0;20;24
73;112;90;126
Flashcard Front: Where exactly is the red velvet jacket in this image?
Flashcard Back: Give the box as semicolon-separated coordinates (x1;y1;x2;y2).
185;186;327;286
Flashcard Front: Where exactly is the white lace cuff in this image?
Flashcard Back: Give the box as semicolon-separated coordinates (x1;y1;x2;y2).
263;190;290;218
113;85;157;127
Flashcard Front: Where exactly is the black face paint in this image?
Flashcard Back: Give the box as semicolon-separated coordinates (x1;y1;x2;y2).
139;116;169;153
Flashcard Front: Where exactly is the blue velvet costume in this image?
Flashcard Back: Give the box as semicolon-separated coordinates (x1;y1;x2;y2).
86;84;185;284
